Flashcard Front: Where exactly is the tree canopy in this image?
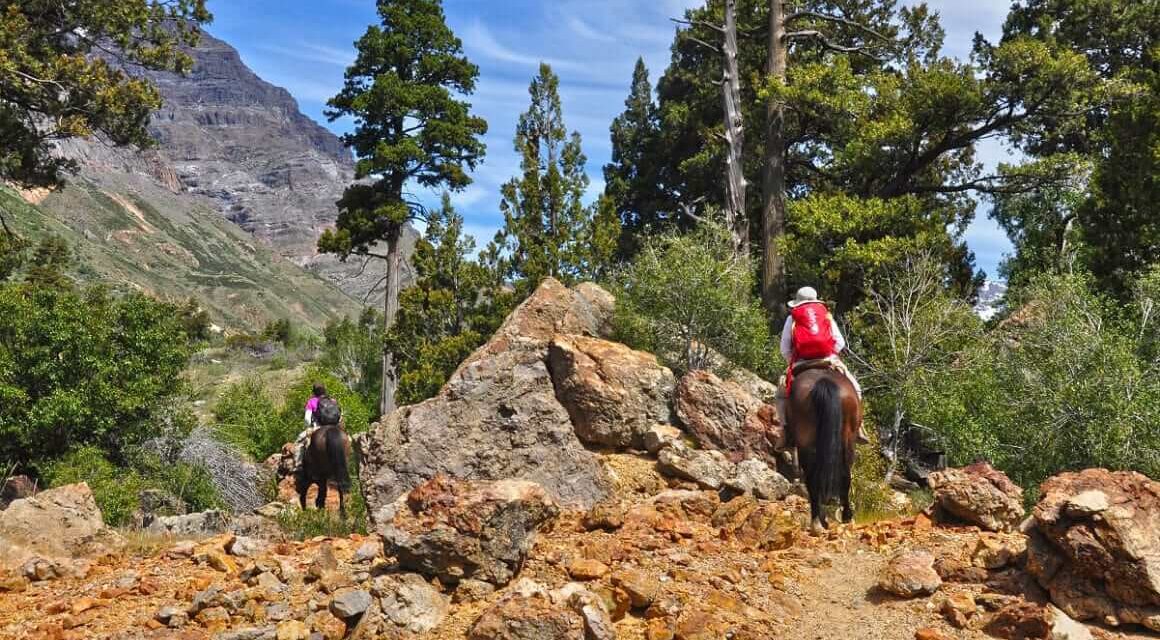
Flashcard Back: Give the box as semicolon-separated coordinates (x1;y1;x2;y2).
0;0;210;187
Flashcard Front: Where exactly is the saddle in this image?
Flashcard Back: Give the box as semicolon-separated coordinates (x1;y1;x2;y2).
784;357;842;397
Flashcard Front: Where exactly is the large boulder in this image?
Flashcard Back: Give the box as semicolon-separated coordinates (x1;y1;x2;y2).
674;370;784;465
357;279;614;523
0;482;122;569
468;594;586;640
379;476;559;587
1025;469;1160;632
146;510;231;536
547;335;675;449
927;462;1025;532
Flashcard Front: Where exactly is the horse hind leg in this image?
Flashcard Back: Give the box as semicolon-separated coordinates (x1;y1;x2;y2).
841;466;855;524
316;481;328;511
295;471;309;511
338;486;347;520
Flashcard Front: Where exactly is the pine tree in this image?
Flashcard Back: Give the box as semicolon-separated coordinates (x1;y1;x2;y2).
0;0;210;189
604;58;665;257
388;193;509;404
495;63;592;289
318;0;487;417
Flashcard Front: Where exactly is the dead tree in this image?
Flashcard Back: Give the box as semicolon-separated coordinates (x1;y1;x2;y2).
760;1;886;319
675;0;748;261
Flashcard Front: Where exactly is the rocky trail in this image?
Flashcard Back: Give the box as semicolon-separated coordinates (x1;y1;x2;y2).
3;279;1157;640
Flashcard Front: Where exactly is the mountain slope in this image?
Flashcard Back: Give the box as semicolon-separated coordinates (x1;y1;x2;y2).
1;176;359;330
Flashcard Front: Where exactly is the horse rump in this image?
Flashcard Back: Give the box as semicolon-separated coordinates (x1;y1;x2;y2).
808;376;844;505
324;427;351;493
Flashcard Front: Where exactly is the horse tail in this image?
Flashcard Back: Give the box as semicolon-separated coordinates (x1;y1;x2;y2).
809;377;844;505
325;427;351;492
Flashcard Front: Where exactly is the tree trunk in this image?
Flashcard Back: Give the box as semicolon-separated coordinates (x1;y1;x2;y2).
761;0;788;322
722;0;748;259
380;227;402;418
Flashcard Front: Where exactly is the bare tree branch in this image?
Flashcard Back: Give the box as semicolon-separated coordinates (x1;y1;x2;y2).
785;30;884;60
784;10;890;41
671;17;726;33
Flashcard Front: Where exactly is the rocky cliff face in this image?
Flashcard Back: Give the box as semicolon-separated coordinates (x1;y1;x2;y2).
45;30;395;304
141;32;353;256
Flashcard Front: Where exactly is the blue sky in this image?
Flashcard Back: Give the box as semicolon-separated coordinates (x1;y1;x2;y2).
207;0;1015;278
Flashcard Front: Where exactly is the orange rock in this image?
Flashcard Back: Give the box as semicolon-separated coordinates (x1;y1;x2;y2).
915;628;952;640
568;558;610;581
646;617;676;640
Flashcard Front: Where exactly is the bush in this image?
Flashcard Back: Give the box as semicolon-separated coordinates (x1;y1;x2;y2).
279;366;373;437
0;280;193;468
213;367;373;463
275;472;369;540
909;272;1160;492
43;447;143;527
612;224;776;378
212;378;289;462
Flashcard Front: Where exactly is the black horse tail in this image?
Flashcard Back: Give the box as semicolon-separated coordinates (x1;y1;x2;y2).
809;377;844;505
325;427;350;492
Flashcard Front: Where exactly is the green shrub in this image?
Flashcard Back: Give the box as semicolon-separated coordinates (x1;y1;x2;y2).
0;278;193;468
279;366;373;437
276;472;368;540
43;445;226;527
612;224;776;378
909;272;1160;494
213;367;373;463
212;378;289;462
44;447;144;527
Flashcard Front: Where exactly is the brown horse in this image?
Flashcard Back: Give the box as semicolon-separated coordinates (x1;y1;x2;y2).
296;424;352;518
786;366;861;533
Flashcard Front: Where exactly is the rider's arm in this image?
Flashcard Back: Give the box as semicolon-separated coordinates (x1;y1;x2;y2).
830;317;847;352
779;316;794;361
304;408;313;428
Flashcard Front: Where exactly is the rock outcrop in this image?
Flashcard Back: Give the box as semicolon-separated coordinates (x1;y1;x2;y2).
927;462;1025;532
1025;469;1160;631
357;279;616;522
674;370;784;465
378;476;560;587
548;335;675;449
0;483;122;570
878;550;942;598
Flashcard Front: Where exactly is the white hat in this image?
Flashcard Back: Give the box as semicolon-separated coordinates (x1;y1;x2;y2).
788;286;819;308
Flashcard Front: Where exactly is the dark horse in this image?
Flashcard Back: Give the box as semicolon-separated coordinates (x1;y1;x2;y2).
296;425;352;518
786;366;861;533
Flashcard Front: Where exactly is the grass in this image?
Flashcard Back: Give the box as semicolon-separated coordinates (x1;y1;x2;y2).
1;180;360;332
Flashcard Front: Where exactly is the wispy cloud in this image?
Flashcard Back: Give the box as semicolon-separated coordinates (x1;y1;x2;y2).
565;15;618;43
461;21;586;72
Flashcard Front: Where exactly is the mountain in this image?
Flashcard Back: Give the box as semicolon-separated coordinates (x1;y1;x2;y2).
1;30;402;329
974;280;1008;321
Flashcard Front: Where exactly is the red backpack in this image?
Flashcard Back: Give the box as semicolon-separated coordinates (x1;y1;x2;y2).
790;301;838;361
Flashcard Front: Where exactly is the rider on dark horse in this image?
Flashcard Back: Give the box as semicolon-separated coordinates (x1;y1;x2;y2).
776;286;869;445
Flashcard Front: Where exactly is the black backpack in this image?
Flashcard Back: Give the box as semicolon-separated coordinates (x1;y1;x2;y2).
315;396;341;426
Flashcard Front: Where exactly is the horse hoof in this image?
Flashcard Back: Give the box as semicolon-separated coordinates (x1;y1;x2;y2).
810;520;825;536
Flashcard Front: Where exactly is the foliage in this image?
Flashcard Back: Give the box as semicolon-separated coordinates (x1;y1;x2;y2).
43;445;224;527
43;447;144;527
1001;0;1159;300
276;486;368;539
212;378;286;463
387;194;512;405
320;307;384;413
279;367;372;437
0;231;27;282
603;58;669;257
261;319;292;346
907;272;1160;491
0;263;194;467
0;0;211;187
492;63;615;288
846;252;984;468
612;224;774;377
318;0;487;415
213;367;372;463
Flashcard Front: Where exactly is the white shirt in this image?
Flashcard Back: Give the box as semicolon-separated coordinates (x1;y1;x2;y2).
780;313;846;361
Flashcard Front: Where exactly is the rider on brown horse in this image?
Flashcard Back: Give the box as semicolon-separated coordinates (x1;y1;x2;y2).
776;287;868;444
777;287;867;533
